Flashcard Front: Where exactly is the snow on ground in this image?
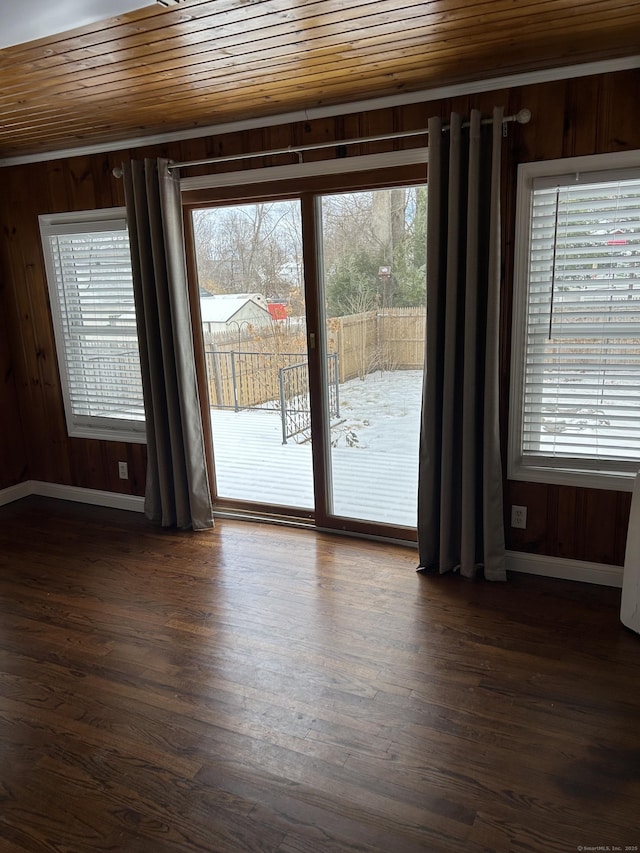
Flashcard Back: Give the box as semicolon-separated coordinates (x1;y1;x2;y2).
210;370;422;527
329;369;422;449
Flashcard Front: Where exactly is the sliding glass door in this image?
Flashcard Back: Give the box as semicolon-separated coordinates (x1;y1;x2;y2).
186;172;426;534
317;186;426;528
191;199;314;512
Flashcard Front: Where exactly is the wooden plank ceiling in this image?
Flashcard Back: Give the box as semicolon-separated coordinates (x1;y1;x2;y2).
0;0;639;160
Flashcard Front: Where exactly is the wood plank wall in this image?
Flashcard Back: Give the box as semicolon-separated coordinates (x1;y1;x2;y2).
0;69;638;563
0;291;28;489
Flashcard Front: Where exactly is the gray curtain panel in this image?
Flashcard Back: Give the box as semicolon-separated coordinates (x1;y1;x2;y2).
123;158;214;531
417;108;506;581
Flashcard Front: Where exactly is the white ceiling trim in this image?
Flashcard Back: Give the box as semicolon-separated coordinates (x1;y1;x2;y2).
1;55;639;168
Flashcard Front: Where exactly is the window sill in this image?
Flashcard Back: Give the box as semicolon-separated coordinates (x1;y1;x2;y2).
508;461;638;493
69;425;147;444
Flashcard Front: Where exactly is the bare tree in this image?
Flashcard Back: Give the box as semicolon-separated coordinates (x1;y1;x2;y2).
191;202;302;300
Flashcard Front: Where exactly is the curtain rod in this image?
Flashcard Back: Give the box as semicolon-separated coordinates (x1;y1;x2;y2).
161;108;531;173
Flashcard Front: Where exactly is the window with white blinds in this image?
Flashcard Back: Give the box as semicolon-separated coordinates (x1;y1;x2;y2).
510;157;640;490
40;209;146;443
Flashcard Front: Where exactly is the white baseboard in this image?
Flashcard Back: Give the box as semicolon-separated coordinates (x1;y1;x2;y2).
0;481;623;587
507;549;623;588
0;481;33;506
0;480;145;513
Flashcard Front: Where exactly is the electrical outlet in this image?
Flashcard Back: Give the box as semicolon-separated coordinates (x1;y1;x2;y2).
511;505;527;529
118;461;128;480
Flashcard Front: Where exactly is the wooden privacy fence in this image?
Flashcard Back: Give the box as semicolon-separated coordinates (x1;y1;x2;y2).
203;349;339;444
328;307;426;383
204;350;302;410
203;308;425;407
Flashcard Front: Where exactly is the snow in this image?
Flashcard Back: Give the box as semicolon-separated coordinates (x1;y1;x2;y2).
528;367;640;460
209;370;422;527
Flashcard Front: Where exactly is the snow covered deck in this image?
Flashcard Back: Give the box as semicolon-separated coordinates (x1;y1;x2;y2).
209;370;422;527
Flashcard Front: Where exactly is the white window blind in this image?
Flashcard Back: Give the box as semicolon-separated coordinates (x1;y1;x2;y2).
40;211;146;442
513;170;640;484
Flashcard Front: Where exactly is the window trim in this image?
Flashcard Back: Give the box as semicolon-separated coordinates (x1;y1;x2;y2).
40;207;146;444
508;149;640;493
179;148;428;195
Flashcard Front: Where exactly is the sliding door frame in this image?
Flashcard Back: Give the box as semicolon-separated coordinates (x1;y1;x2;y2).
182;163;426;541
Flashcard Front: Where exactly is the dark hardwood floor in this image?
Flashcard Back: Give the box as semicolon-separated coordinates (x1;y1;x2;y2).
0;496;639;852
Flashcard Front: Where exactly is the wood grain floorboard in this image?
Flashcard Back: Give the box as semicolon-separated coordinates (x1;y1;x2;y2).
0;496;639;852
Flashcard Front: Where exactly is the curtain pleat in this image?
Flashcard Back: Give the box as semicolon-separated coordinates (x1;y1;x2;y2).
417;108;506;581
460;110;481;577
483;110;507;581
124;158;213;531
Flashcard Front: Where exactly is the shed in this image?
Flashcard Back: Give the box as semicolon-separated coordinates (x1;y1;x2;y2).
200;293;272;337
